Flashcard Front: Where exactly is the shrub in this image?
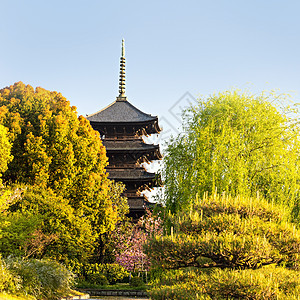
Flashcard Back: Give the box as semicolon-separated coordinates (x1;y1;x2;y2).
150;267;300;300
146;193;300;271
69;262;128;285
146;193;300;299
5;257;74;300
105;263;129;284
130;276;144;287
85;273;109;286
0;256;21;295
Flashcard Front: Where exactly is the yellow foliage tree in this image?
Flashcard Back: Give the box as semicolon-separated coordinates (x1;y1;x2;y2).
0;82;128;238
0;124;12;184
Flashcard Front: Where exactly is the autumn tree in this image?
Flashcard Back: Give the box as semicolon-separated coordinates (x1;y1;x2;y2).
0;82;128;265
163;90;300;218
0;124;12;183
0;82;127;230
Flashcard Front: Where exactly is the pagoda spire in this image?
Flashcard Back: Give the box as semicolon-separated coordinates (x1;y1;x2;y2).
117;39;126;101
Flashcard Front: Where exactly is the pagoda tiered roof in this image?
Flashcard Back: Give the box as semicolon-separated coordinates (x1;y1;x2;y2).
87;99;157;123
87;101;161;136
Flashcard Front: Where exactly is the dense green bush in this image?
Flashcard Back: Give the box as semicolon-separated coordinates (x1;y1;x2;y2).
86;273;109;286
0;184;96;263
104;263;129;284
5;257;74;300
68;261;128;285
130;276;144;287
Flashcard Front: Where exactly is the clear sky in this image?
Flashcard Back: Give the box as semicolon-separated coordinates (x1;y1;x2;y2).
1;0;300;144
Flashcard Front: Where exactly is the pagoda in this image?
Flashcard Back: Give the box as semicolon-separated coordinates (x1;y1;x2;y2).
87;40;162;218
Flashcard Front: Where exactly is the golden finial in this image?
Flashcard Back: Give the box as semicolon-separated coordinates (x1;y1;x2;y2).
117;39;126;100
121;38;125;57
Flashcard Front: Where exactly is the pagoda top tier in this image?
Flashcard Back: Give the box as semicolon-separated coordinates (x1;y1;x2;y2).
86;39;161;136
87;99;158;123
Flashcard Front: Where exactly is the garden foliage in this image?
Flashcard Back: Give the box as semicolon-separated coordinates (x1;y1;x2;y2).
146;193;300;299
0;124;12;183
68;261;128;285
0;256;74;300
150;267;300;300
0;185;95;262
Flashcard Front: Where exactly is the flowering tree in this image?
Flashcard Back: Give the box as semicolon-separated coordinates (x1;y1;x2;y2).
115;209;163;272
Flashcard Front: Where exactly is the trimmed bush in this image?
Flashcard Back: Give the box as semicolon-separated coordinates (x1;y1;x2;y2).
146;193;300;271
86;273;109;286
130;276;144;287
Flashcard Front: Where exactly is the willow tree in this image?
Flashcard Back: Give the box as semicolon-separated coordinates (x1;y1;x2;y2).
163;90;300;218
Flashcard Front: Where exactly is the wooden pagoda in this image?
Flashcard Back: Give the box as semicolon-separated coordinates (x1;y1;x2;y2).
87;40;162;218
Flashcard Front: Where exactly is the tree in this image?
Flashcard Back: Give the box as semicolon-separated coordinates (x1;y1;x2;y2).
145;193;300;299
0;124;12;183
163;90;300;218
0;184;96;263
115;209;162;273
0;82;128;234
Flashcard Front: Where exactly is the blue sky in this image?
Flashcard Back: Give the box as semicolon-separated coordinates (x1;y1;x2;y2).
1;0;300;143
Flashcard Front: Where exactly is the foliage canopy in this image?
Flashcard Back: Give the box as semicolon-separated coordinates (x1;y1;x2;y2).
0;82;128;233
0;185;96;262
0;82;129;271
163;90;300;217
0;124;12;183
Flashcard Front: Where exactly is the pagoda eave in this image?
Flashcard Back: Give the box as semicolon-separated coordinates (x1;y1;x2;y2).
107;175;156;182
89;119;161;136
103;139;160;151
106;151;162;162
